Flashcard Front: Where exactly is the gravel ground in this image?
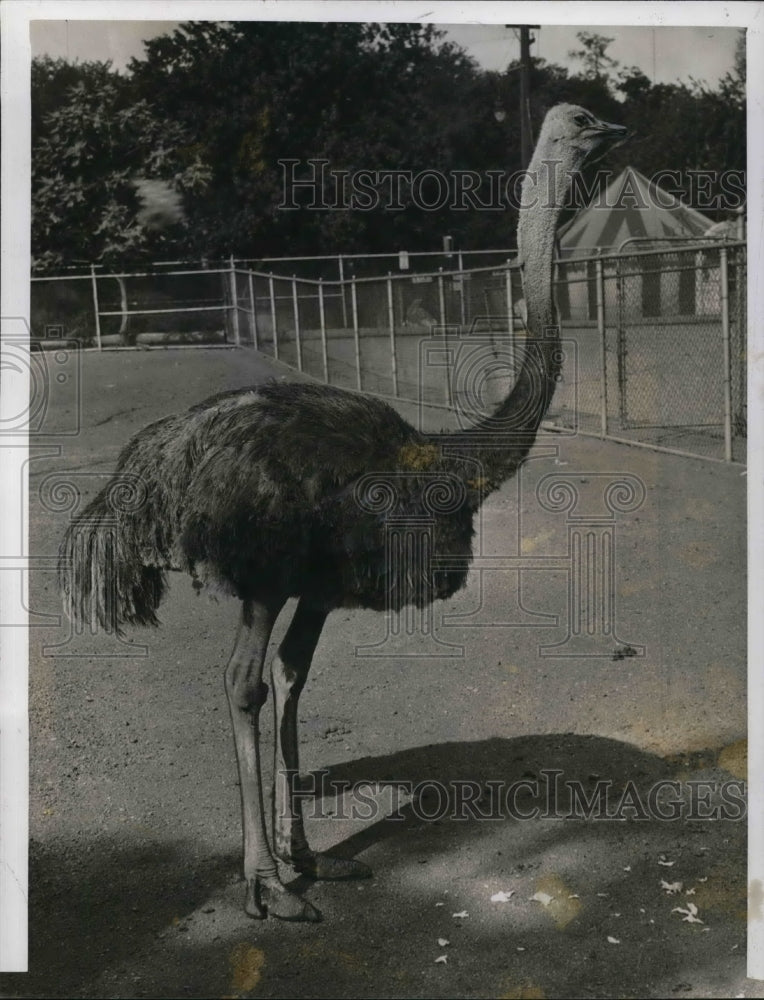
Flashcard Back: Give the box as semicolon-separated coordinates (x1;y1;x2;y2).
0;345;753;999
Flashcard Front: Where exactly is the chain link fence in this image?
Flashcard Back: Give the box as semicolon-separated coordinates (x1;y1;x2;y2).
548;244;746;462
30;242;746;463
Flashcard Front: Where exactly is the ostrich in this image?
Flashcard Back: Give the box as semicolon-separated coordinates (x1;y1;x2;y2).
59;105;627;922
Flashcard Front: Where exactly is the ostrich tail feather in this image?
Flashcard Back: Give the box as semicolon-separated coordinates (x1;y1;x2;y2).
58;488;166;635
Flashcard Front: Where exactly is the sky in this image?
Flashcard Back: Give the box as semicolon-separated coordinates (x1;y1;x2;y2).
30;20;740;89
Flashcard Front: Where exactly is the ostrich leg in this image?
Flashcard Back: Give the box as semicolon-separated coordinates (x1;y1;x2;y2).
225;598;320;922
271;598;372;880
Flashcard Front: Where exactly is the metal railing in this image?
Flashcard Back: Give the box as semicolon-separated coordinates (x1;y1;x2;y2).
30;242;746;464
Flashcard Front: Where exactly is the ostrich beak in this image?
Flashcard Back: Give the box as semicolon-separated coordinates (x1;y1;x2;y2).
581;119;629;166
594;120;629;142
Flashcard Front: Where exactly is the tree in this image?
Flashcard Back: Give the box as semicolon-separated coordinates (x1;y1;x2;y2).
612;49;745;220
717;28;746;108
127;21;497;256
31;57;208;272
567;32;619;82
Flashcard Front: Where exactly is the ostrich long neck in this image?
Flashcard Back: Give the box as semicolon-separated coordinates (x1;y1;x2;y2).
440;141;580;486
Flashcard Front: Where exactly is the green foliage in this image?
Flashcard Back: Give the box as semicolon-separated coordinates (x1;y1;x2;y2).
31;56;206;272
32;24;747;270
567;32;619;81
128;21;496;256
609;39;745;210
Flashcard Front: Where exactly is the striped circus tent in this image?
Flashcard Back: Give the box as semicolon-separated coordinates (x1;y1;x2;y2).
558;166;714;258
555;167;715;320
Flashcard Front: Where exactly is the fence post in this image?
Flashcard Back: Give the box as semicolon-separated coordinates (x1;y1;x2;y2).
268;274;278;360
720;247;733;462
438;269;452;407
387;274;399;397
338;254;348;327
505;261;515;339
596;257;608;439
318;279;329;383
505;260;515;374
292;277;303;372
229;256;241;347
116;276;128;345
351;277;362;390
733;247;746;434
457;251;466;327
90;264;102;350
616;258;627;426
248;270;259;350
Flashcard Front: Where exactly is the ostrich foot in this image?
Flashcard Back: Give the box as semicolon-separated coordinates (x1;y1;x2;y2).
245;876;321;922
287;850;373;881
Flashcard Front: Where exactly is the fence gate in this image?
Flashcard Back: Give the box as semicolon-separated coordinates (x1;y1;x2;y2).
608;246;743;462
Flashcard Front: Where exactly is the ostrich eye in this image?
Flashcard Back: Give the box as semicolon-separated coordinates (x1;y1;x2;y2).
574;113;592;127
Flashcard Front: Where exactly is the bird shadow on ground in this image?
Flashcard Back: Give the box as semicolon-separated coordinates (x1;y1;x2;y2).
1;734;747;999
0;839;239;999
292;734;746;999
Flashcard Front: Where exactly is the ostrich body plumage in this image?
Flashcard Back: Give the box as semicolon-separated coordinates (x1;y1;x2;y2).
65;380;480;627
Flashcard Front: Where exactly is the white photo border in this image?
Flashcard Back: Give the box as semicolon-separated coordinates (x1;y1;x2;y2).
2;0;761;979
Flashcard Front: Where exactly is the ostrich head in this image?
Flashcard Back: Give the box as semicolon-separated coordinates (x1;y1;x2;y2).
535;103;628;171
518;104;627;334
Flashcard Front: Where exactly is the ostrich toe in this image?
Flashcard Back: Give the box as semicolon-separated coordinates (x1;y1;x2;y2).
245;876;321;922
289;851;373;881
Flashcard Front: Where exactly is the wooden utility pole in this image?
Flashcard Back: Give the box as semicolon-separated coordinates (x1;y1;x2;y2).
512;25;538;169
